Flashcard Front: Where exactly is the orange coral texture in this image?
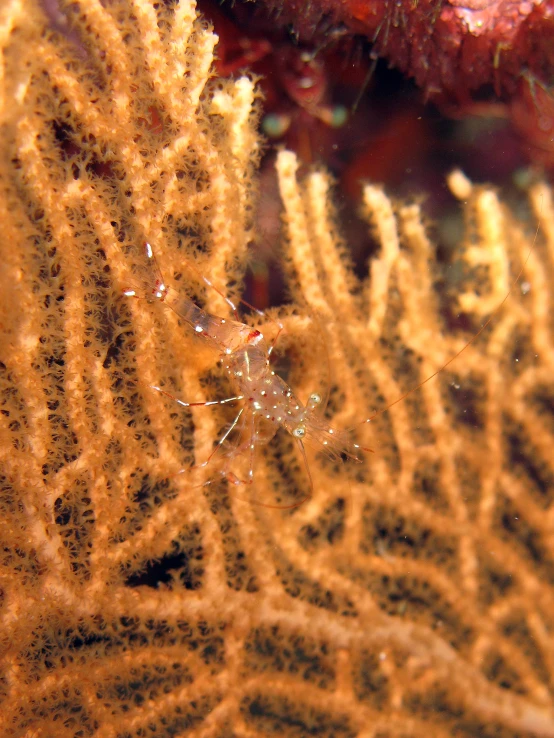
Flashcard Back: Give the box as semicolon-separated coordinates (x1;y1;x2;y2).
1;1;554;736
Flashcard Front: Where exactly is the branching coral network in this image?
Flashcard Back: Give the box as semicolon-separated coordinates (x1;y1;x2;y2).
1;1;554;737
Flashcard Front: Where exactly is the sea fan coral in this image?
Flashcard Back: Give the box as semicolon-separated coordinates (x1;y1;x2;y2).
1;1;554;737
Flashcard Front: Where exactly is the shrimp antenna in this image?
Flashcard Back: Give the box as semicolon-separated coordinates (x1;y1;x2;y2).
241;438;313;510
356;200;542;429
351;55;378;116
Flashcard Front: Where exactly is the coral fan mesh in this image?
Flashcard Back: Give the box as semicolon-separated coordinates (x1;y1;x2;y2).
1;1;554;737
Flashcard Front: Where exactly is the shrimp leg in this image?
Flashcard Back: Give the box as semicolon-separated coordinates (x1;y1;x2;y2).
149;383;246;471
150;384;244;409
222;413;309;508
161;406;246;485
225;410;257;487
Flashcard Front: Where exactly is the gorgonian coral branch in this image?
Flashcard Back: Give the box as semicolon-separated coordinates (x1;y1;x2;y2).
1;1;554;737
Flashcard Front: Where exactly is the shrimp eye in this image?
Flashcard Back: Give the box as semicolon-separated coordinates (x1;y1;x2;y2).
293;425;306;438
309;392;322;405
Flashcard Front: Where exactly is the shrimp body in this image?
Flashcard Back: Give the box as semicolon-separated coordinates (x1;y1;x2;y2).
159;287;264;357
126;243;363;494
224;342;304;437
225;343;361;460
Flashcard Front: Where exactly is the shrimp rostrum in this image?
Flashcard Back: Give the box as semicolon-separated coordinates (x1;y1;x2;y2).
125;243;364;506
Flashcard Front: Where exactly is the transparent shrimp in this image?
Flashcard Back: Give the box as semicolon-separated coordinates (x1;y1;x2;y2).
124;243;363;507
126;209;540;508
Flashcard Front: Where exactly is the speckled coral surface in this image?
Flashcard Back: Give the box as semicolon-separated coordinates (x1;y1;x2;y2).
1;2;554;737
